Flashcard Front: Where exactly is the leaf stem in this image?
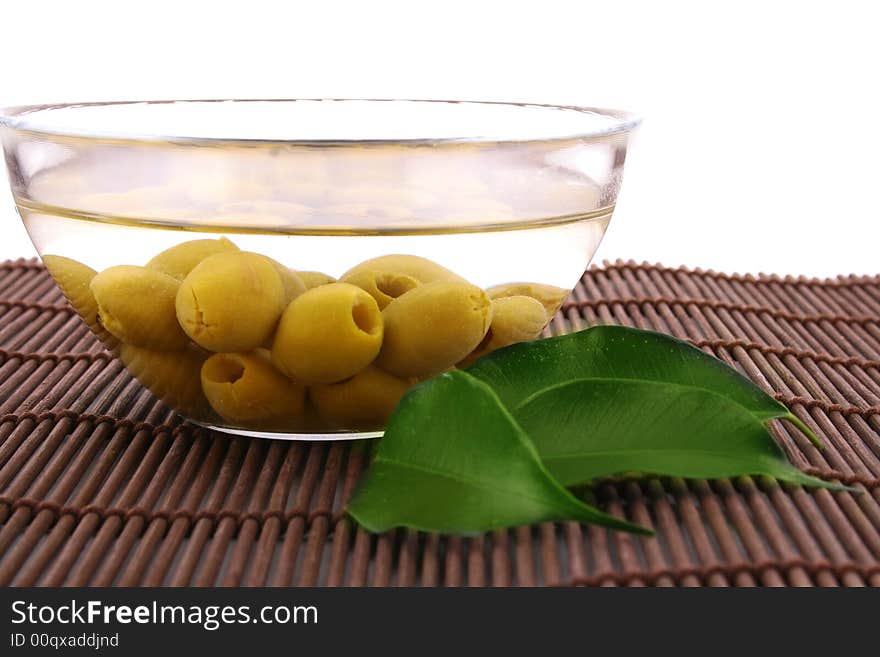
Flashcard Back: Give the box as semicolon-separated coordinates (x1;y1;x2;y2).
782;413;823;449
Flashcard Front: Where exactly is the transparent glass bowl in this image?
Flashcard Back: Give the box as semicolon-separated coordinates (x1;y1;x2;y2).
0;99;639;440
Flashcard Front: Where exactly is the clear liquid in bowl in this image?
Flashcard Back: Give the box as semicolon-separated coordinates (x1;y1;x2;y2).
21;205;609;440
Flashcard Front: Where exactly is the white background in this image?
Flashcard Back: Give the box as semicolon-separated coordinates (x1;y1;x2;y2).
0;0;877;276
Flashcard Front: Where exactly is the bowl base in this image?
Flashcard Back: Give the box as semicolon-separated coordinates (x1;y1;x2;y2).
193;420;383;442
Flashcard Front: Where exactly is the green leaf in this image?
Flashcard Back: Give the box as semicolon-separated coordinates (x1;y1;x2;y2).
514;378;846;489
467;325;819;446
347;370;650;535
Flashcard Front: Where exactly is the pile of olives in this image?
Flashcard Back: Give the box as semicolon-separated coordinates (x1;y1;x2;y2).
43;239;567;433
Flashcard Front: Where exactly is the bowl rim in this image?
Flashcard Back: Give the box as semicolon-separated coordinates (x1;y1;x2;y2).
0;98;641;147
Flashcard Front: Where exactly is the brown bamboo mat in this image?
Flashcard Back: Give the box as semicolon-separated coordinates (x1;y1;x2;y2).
1;258;879;587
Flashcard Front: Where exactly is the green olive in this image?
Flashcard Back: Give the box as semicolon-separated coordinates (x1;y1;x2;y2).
271;283;383;384
43;255;120;348
376;280;492;378
267;259;307;305
460;295;547;366
42;254;99;327
310;366;415;428
146;237;239;279
201;349;306;428
90;265;189;350
340;270;420;310
341;254;465;284
256;261;305;347
120;342;209;415
485;282;569;317
176;251;286;352
297;271;337;289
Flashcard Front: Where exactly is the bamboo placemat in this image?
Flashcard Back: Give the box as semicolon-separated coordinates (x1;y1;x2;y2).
1;258;879;587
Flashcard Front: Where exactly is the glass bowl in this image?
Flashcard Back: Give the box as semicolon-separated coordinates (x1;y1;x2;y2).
0;99;639;440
